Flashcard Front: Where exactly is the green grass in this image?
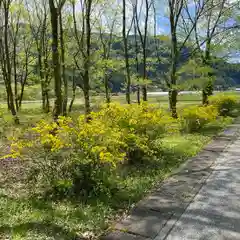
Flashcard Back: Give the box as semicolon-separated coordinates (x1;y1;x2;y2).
1;91;239;113
0;109;234;239
0;134;209;239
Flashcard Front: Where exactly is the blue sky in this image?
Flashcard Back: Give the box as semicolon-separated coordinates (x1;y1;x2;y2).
154;3;239;62
156;15;170;34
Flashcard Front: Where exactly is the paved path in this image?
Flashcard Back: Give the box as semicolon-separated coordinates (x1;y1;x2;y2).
155;138;240;240
104;121;240;240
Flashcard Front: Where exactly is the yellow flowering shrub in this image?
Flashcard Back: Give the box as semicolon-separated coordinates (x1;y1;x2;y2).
180;105;218;132
90;103;179;162
76;115;127;166
96;102;178;136
5;103;179;196
209;94;238;116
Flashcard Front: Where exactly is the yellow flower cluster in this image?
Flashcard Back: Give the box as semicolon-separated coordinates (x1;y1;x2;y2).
209;94;238;116
5;102;179;166
181;105;218;132
32;116;74;152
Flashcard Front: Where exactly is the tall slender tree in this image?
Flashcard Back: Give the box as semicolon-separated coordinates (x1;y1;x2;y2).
58;0;67;115
133;11;141;104
122;0;131;104
71;0;92;117
0;0;19;123
184;0;238;104
134;0;152;101
49;0;66;119
166;0;216;117
96;2;120;104
27;0;52;113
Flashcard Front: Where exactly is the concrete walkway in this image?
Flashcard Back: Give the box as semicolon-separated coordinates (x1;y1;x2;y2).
156;138;240;240
104;121;240;240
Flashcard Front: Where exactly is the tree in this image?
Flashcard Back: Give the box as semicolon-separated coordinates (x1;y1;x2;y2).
49;0;66;120
183;0;239;104
27;0;52;113
68;69;77;112
9;0;22;111
58;0;67;115
133;0;152;101
9;1;36;110
163;0;218;117
133;12;141;104
70;0;94;117
95;1;121;103
0;0;19;123
122;0;132;104
167;0;185;118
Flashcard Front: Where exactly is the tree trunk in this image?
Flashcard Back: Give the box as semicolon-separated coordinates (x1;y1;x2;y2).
49;0;62;120
83;85;90;116
142;85;147;102
169;8;178;118
134;18;140;104
59;10;67;116
3;3;19;123
39;12;48;112
38;50;46;111
7;93;10;110
6;85;19;124
83;0;92;117
13;42;19;111
104;74;110;104
202;40;213;105
18;74;28;109
137;85;140;104
18;48;30;109
169;89;177;118
44;58;51;113
122;0;131;104
19;84;25;109
202;90;208;105
18;76;27;109
42;88;46;110
45;91;50;113
169;61;178;118
142;0;149;102
68;74;76;113
202;79;213;105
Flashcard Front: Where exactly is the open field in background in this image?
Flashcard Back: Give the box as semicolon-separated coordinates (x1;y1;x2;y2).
0;92;205;144
1;91;239;121
0;91;239;239
0;92;203;128
1;90;239;107
0;91;239;143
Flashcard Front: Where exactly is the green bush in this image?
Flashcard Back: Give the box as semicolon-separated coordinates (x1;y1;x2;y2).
209;94;238;116
180;105;218;132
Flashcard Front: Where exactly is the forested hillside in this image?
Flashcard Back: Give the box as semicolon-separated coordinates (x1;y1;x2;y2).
90;36;240;92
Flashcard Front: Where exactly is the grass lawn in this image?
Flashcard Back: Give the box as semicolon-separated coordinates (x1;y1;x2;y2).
0;94;236;240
